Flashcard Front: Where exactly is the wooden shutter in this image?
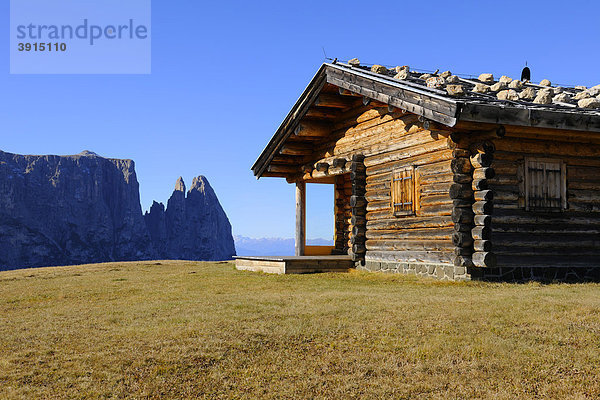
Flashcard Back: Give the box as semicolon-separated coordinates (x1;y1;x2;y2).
525;159;566;211
391;167;415;216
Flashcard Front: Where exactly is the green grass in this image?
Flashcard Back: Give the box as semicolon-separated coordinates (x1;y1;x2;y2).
1;261;599;399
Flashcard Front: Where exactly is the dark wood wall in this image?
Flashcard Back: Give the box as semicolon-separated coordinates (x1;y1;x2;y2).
488;127;600;267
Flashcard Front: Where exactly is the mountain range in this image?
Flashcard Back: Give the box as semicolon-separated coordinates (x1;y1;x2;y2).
234;236;333;256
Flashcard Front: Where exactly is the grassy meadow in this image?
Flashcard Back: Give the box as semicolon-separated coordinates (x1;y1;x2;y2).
1;261;599;399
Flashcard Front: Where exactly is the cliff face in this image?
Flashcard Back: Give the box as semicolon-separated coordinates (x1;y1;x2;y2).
144;176;236;261
0;150;237;270
0;150;154;269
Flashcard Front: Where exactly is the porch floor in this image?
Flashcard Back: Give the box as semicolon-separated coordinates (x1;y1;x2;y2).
234;255;354;274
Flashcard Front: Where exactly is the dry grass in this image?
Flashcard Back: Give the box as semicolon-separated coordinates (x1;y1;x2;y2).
1;261;599;399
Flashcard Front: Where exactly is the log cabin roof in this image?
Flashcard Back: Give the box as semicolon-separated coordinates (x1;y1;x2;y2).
252;61;600;178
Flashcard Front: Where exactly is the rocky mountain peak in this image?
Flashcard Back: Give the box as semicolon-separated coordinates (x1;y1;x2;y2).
174;176;186;192
77;150;99;157
189;175;208;192
148;200;165;213
145;175;236;261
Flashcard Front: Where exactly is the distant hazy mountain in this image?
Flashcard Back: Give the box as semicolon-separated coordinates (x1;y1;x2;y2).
234;236;333;256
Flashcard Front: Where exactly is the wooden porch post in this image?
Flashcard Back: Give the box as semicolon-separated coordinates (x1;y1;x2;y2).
295;182;306;256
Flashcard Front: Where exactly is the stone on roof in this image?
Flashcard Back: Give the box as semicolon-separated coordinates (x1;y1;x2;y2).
426;76;445;88
490;82;508;92
578;98;600;109
553;93;571;103
446;85;465;96
478;73;494;83
371;65;388;74
519;87;537;100
574;91;592;100
340;59;600;113
394;69;409;80
348;58;360;66
587;87;600;97
497;89;519;101
509;80;524;89
473;83;491;93
534;90;553;104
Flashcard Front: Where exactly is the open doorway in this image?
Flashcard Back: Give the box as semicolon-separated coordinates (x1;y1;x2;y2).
302;173;353;256
305;182;334;255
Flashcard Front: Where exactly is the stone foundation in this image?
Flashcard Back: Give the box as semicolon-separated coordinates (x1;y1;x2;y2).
469;266;600;283
360;261;600;283
360;261;471;281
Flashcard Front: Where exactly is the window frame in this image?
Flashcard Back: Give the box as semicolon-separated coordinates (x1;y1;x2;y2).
391;166;416;217
523;157;567;212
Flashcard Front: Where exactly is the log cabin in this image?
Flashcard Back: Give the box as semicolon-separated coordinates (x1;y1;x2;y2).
235;60;600;281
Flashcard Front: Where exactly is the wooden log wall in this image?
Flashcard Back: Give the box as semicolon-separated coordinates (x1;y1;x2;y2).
449;134;475;268
350;155;366;262
334;173;351;254
302;105;456;266
486;127;600;267
469;139;497;268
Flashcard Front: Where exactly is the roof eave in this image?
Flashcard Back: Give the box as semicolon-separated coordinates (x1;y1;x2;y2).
460;103;600;132
252;64;328;178
252;63;462;178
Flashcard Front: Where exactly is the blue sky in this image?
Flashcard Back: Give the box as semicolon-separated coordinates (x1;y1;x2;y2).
2;0;599;239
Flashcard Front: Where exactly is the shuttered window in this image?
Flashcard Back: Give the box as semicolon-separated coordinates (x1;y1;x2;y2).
525;159;566;211
391;167;415;216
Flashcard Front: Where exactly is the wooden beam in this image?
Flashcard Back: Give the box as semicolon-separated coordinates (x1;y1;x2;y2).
280;143;312;156
285;175;301;184
305;107;340;119
267;165;299;174
314;94;355;109
315;162;329;172
370;100;388;108
332;158;346;168
311;169;328;179
303;176;335;184
338;87;361;97
294;121;331;137
261;171;293;178
301;164;313;174
295;182;306;256
271;156;307;165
